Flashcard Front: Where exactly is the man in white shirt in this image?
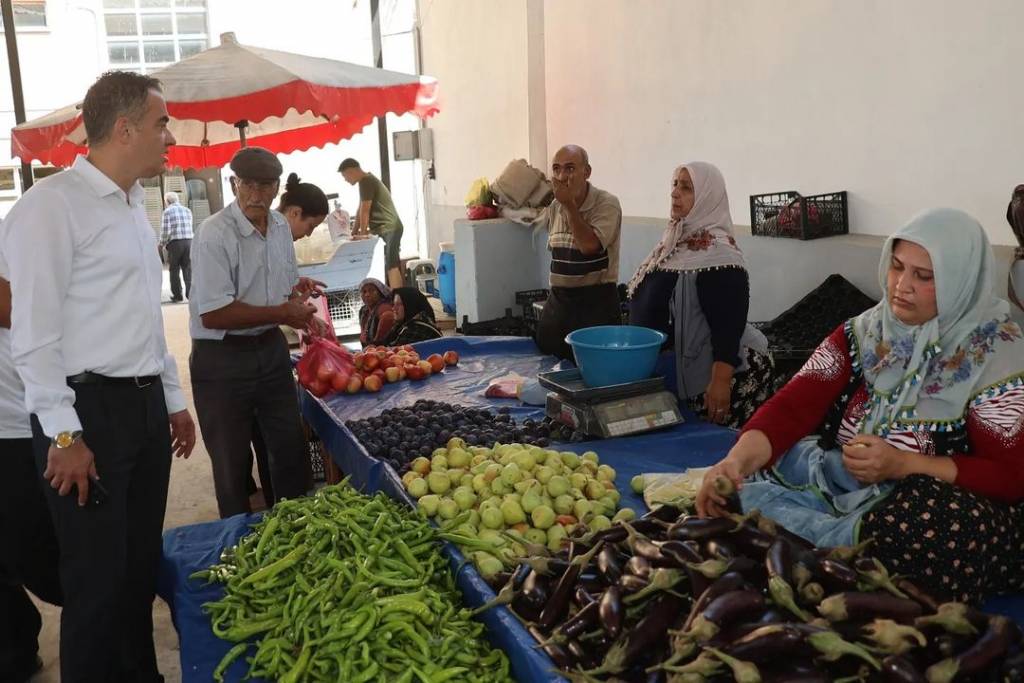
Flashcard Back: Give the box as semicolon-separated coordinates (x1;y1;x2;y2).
2;71;196;683
0;239;62;683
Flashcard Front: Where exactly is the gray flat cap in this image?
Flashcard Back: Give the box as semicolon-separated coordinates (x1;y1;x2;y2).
230;146;282;180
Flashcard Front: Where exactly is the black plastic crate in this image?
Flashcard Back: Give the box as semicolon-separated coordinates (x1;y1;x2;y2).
516;288;549;322
750;190;848;240
459;308;531;337
757;274;876;384
303;421;327;483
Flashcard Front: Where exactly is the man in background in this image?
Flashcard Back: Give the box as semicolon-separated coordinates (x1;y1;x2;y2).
339;158;405;288
161;191;194;302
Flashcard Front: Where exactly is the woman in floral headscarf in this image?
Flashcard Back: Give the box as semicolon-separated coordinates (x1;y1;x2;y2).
628;162;774;428
696;208;1024;604
358;278;395;348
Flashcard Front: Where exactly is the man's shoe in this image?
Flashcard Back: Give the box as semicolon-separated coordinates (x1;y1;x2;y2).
169;297;183;303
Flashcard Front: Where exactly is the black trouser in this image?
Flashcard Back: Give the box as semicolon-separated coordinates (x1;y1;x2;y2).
249;425;276;505
0;437;62;679
536;283;622;361
166;238;191;300
191;329;311;518
31;379;171;683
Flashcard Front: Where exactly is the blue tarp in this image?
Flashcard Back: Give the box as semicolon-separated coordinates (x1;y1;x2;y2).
159;336;1024;682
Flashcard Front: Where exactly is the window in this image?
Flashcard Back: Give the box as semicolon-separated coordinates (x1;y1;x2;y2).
104;13;136;36
178;39;205;59
0;1;47;30
140;13;172;35
0;169;15;192
143;40;174;64
102;1;208;71
108;42;139;64
175;12;205;34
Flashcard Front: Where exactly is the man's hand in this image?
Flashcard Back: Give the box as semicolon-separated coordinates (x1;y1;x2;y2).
703;377;732;424
293;277;326;300
552;176;577;209
842;435;905;484
44;439;97;507
169;410;196;459
280;298;317;329
305;316;331;338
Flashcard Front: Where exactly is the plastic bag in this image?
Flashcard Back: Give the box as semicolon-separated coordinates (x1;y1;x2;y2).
464;177;492;207
641;468;710;509
296;338;355;398
466;204;499;220
484;372;526;399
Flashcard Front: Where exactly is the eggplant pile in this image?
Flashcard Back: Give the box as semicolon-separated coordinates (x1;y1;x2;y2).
475;478;1023;682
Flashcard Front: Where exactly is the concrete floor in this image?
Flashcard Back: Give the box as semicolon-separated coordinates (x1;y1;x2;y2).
31;277;220;682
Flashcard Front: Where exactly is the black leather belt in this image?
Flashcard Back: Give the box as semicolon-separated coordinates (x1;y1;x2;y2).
67;372;158;387
219;329;280;347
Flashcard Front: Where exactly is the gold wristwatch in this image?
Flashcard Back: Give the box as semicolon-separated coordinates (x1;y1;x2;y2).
52;430;83;449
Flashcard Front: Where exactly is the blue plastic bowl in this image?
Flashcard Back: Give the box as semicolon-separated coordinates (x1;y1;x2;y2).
565;325;668;387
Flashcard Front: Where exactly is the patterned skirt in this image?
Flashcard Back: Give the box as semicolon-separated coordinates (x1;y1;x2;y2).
686;347;777;429
860;475;1024;605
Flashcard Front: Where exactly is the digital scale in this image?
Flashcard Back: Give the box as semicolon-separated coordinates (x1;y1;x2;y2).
538;369;684;439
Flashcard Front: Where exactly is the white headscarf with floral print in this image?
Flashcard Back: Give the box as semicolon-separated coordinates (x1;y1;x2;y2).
627;161;746;297
851;208;1022;435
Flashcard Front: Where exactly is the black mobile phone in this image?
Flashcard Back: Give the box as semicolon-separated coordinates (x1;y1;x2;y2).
87;476;109;506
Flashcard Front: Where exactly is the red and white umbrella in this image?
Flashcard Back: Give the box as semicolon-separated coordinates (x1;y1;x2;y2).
12;32;439;169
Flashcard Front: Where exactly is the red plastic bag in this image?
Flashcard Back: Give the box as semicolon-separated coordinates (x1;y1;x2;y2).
298;294;337;352
296;338;355;397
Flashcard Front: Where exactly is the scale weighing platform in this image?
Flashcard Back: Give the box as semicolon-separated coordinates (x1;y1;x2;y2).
538;369;684;438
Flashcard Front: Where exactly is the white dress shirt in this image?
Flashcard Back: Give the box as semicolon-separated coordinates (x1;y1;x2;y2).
2;155;186;436
0;224;30;439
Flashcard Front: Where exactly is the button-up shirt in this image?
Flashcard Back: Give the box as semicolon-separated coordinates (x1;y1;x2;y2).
0;223;30;439
1;155;187;436
189;201;299;340
161;202;194;244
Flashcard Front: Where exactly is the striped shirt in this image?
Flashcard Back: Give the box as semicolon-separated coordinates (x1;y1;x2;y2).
542;183;621;288
161;202;194;244
188;202;299;340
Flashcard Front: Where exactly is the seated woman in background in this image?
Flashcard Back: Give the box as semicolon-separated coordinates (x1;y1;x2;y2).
696;208;1024;604
358;278;395;348
1008;185;1023;319
278;173;329;240
627;161;774;428
383;287;442;346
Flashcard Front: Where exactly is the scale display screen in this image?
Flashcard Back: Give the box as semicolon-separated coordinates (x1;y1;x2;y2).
593;392;682;437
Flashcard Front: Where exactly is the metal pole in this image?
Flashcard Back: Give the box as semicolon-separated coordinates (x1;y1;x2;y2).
370;0;390;189
2;0;33;191
235;120;248;148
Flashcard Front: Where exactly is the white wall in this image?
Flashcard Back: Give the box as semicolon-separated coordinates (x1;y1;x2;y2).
418;0;534;259
543;0;1023;246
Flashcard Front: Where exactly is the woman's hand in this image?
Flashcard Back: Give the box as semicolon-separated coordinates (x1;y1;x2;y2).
704;376;732;424
841;435;906;484
695;430;773;518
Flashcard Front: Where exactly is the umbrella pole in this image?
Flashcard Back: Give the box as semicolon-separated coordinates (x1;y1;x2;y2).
2;0;34;191
370;0;391;190
235;119;248;148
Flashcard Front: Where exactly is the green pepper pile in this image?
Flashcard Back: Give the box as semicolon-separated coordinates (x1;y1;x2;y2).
192;481;514;682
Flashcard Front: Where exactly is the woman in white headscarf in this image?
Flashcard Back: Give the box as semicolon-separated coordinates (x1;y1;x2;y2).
696;208;1024;604
628;162;774;428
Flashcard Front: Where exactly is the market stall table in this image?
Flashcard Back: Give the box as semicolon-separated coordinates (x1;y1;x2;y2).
159;336;1024;682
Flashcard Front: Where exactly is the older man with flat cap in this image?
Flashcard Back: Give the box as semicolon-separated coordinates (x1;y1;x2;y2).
189;146;320;517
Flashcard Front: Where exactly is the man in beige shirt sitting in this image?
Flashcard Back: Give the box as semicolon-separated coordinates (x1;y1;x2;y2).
535;145;623;360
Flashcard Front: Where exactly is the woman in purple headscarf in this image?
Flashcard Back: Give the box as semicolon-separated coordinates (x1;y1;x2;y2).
358;277;395;347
